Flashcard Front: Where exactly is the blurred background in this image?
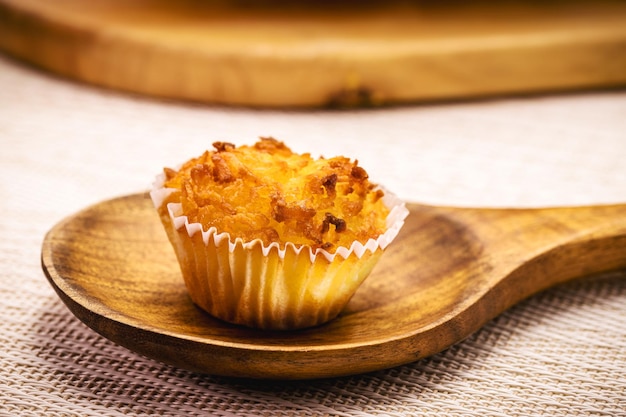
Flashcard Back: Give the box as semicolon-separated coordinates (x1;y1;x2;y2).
2;0;625;108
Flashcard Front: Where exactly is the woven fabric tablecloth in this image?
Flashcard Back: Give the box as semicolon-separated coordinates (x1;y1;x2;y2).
1;53;625;416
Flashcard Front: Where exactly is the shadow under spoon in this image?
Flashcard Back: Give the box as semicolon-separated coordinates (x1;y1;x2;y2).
41;193;626;379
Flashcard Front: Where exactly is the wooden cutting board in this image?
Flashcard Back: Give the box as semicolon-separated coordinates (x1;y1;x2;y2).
1;0;625;107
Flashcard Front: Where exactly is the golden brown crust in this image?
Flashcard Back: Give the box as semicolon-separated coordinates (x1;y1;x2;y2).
162;137;389;251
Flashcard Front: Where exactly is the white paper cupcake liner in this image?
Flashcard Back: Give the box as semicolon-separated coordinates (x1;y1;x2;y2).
150;172;409;329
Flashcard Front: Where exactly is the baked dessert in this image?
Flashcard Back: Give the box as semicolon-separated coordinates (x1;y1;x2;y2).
150;137;407;329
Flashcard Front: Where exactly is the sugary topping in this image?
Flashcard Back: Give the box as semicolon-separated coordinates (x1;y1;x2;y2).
161;137;389;251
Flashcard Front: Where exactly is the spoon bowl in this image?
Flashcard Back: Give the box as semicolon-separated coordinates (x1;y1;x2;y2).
41;193;626;379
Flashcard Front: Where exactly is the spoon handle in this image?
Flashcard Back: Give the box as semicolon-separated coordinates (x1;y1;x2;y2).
433;203;626;315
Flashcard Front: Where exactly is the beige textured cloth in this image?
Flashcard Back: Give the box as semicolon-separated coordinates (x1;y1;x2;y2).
1;53;625;416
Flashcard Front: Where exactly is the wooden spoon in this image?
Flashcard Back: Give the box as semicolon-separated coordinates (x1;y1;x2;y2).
41;193;626;379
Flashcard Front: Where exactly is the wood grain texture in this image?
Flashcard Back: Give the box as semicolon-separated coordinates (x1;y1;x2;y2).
2;0;626;107
41;193;626;379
